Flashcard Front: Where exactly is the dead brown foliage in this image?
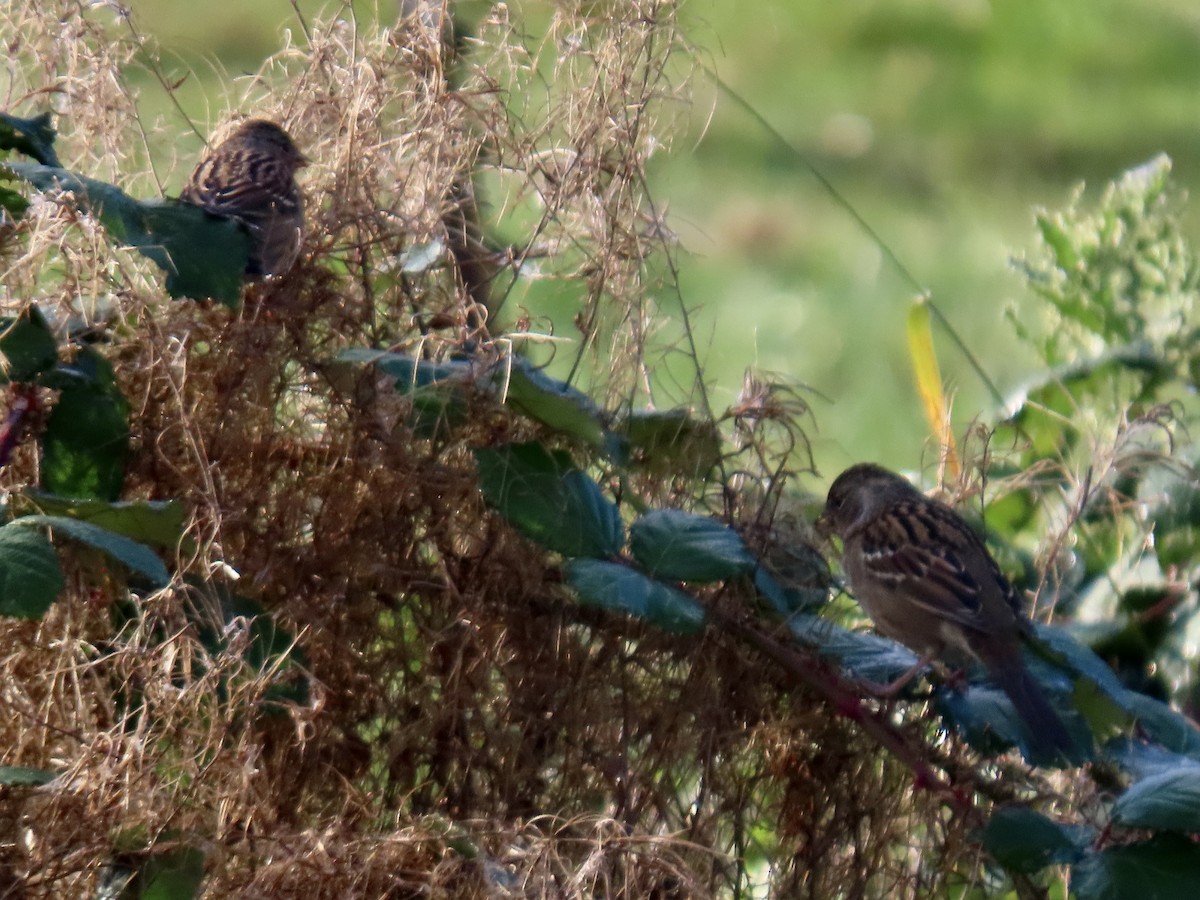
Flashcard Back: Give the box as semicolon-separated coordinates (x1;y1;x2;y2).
0;2;1044;897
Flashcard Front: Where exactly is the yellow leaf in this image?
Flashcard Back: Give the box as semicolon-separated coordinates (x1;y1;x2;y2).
906;294;959;477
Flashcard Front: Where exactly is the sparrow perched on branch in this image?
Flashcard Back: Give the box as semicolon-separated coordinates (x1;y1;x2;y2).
181;119;307;279
819;462;1073;759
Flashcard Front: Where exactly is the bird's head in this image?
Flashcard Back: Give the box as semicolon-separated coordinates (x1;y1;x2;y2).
818;463;918;538
230;119;309;169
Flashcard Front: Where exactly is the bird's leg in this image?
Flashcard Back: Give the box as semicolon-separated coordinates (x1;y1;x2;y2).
859;654;936;699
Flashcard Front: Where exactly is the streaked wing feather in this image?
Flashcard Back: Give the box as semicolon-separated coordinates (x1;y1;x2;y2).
859;511;986;630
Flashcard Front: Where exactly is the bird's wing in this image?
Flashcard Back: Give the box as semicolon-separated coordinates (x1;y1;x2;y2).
857;499;1011;634
182;158;301;220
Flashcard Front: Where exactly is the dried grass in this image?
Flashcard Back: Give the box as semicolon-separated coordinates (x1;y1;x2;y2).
0;1;1062;896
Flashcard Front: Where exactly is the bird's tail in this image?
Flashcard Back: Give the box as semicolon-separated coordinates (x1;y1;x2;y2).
986;654;1075;763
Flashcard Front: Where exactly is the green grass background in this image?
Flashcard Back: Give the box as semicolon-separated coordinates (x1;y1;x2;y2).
130;0;1200;477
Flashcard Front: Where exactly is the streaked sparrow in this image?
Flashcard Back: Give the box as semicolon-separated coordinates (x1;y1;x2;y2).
819;463;1073;758
180;119;307;279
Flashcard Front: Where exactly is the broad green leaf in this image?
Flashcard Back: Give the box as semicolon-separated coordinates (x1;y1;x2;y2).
1112;691;1200;760
997;344;1171;462
136;846;206;900
14;493;185;552
475;443;623;558
1104;738;1200;781
184;580;308;706
617;408;722;476
497;358;607;449
0;183;29;218
133;201;251;304
40;346;130;501
1032;623;1133;725
0;526;64;619
564;558;705;634
754;569;826;616
629;510;754;583
5;162;250;304
106;845;206;900
12;515;168;588
328;349;472;438
962;637;1091;757
1073;836;1200;900
936;676;1091;766
0;305;58;383
787;614;921;685
935;683;1030;756
0;112;60;166
1139;461;1200;569
332;348;473;391
753;541;831;616
0;765;54;786
1085;586;1175;680
190;585;297;670
753;569;791;617
1112;768;1200;832
981;807;1087;872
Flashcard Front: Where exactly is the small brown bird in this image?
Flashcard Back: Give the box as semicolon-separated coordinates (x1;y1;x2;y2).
819;463;1074;759
181;119;307;279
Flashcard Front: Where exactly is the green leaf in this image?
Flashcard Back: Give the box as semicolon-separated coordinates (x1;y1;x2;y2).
105;578;312;712
14;493;185;552
1099;691;1200;763
40;346;130;501
328;349;472;438
0;305;58;384
1036;212;1077;270
754;568;827;616
1073;836;1200;900
11;515;169;588
1139;462;1200;569
475;443;624;558
497;358;608;449
1104;738;1200;781
1123;153;1171;198
616;408;722;476
0;183;29;219
206;585;304;705
981;807;1087;872
935;683;1031;756
564;558;706;634
110;845;206;900
1112;768;1200;832
332;348;473;390
629;510;755;583
936;674;1091;766
0;765;54;786
1115;691;1200;760
787;614;921;685
192;586;297;670
0;525;64;619
5;162;250;304
1032;624;1132;734
997;344;1171;462
0;112;60;166
753;541;831;616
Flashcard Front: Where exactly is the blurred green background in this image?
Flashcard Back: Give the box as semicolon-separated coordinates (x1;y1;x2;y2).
131;0;1200;476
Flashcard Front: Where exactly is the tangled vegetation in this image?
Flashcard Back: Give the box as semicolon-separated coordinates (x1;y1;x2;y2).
0;2;1199;898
